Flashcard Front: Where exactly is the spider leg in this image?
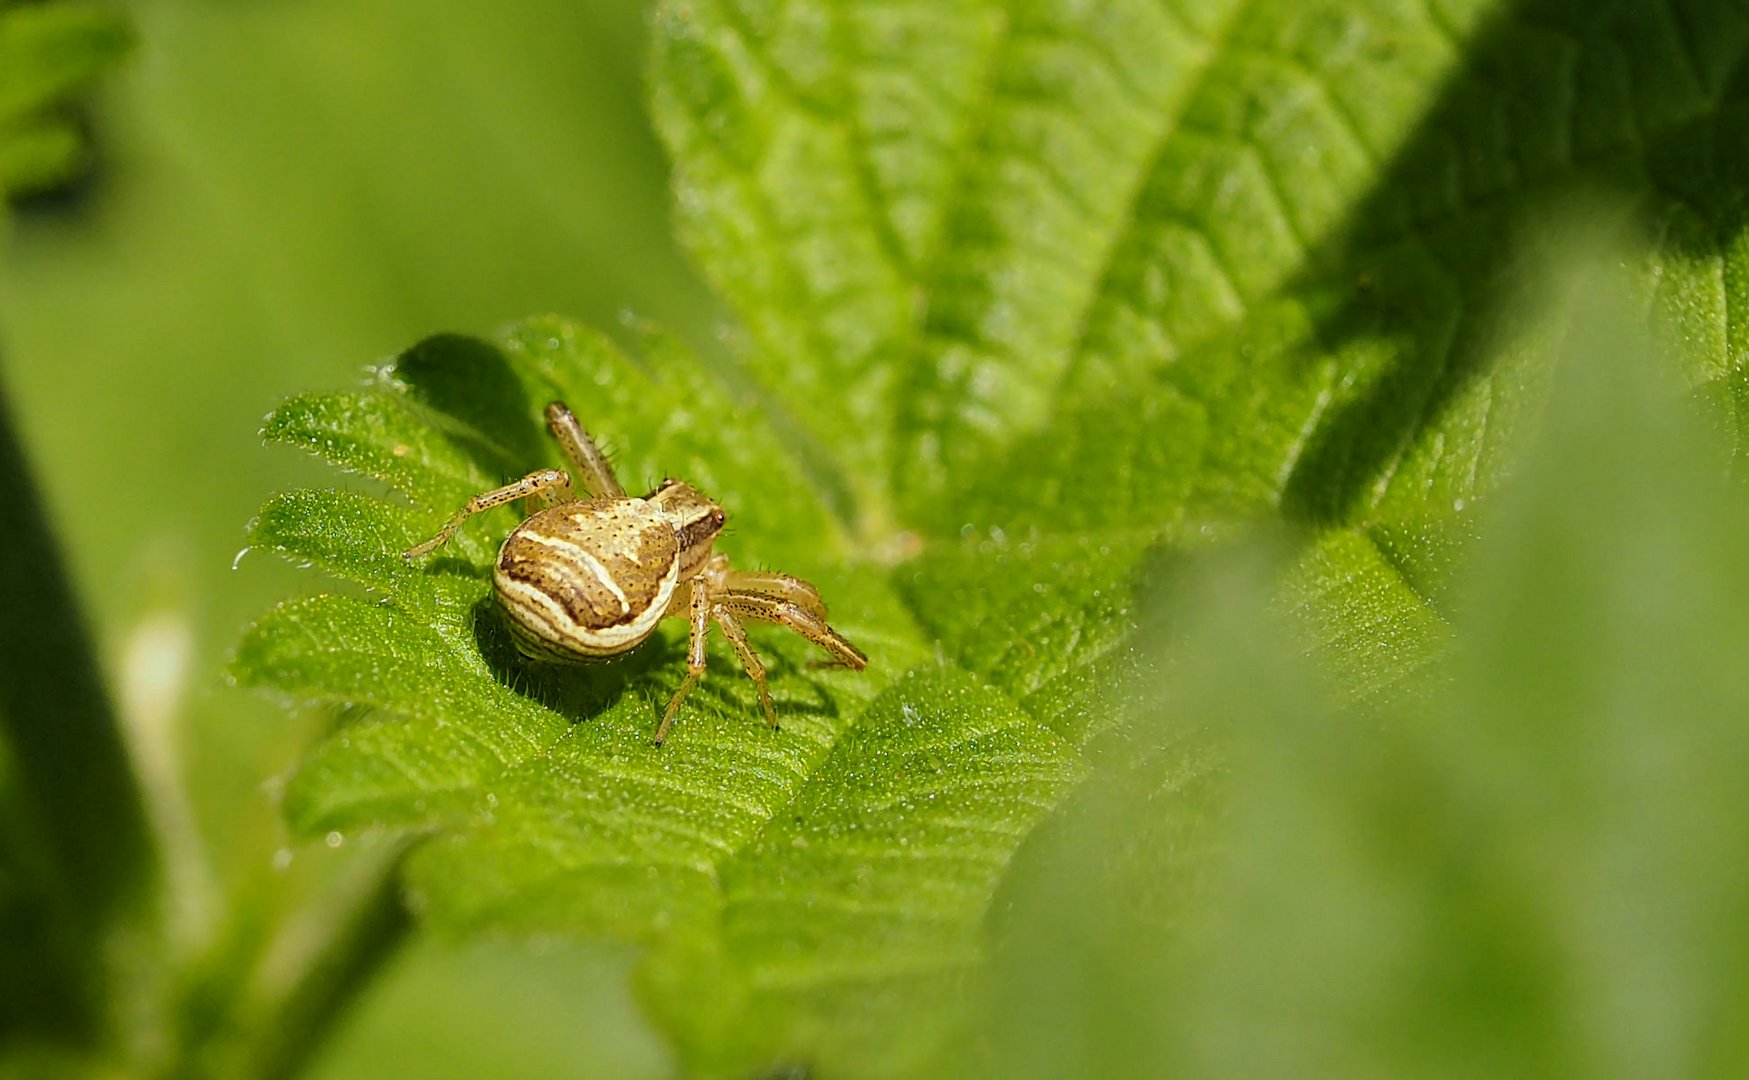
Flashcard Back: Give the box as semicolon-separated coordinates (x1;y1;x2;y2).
717;591;868;671
718;568;831;622
713;605;777;728
404;468;573;560
655;576;712;745
545;402;625;499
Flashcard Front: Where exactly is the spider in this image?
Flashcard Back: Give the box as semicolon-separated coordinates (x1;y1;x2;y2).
404;401;867;743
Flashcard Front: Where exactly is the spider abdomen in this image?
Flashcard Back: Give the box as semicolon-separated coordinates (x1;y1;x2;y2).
493;498;680;661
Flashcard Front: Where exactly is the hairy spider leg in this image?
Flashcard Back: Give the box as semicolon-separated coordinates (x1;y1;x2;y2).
717;591;868;670
545;401;625;499
404;468;575;560
656;579;713;744
713;606;776;727
719;568;831;622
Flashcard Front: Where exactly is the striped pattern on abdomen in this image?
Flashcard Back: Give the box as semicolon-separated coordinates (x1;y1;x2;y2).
493;498;681;660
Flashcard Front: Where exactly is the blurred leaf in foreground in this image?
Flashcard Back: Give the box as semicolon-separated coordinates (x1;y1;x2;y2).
1;0;144;1066
973;270;1749;1077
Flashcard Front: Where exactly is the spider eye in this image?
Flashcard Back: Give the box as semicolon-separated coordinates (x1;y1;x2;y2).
712;509;726;527
657;477;676;491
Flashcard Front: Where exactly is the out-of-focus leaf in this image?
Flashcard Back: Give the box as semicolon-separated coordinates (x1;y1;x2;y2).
0;382;157;1051
969;273;1749;1078
0;3;130;204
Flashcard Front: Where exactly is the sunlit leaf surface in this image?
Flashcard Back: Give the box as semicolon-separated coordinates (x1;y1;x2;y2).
240;0;1749;1074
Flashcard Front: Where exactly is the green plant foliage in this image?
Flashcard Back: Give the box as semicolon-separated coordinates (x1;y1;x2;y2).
240;327;955;1075
0;2;142;1063
238;0;1749;1076
0;386;159;1058
0;2;130;204
969;279;1749;1078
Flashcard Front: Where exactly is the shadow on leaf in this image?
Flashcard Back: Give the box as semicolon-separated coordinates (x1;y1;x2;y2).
470;596;670;724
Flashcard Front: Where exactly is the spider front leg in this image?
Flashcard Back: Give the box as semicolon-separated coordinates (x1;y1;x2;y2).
713;606;777;728
652;557;866;743
718;591;869;671
719;568;831;622
404;468;574;560
655;577;712;745
544;402;625;499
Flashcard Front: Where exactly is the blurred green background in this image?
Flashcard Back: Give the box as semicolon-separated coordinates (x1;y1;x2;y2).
1;1;713;1074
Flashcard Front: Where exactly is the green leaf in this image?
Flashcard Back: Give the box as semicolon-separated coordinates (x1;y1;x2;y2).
242;0;1749;1074
0;2;131;204
969;267;1749;1078
0;114;81;196
239;327;967;1074
0;383;158;1048
420;666;1083;1075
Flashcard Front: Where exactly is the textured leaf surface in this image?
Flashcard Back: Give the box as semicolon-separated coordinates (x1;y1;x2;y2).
969;276;1749;1079
240;0;1749;1075
241;329;977;1077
